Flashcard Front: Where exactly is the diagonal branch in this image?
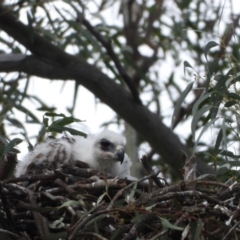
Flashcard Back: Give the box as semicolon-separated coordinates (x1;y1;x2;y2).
218;14;240;58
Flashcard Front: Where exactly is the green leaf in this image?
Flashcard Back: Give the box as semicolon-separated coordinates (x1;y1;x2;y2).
48;216;65;229
204;41;218;61
177;0;191;9
172;198;182;211
236;115;240;133
41;232;67;240
210;75;228;119
196;173;213;180
45;112;66;118
192;91;211;116
15;105;40;123
57;200;82;210
219;150;240;158
50;116;81;126
160;218;184;231
128;182;137;203
97;192;106;205
37;106;56;112
0;136;8;146
145;203;157;211
225;71;240;87
216;164;231;176
206;59;220;91
131;212;141;223
193;117;218;153
190;219;202;240
69;81;79;114
227;92;240;100
171;81;194;129
191;105;212;141
214;129;223;152
110;228;121;240
25;138;34;152
183;61;193;75
6;117;26;131
4;138;22;155
85;214;108;227
182;224;190;239
47;125;87;137
224;100;237;107
221;119;227;151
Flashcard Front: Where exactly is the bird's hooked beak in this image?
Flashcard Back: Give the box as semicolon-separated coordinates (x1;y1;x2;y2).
114;145;125;164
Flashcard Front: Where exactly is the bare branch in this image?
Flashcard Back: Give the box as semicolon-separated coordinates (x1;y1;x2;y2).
218;14;240;58
145;0;164;40
141;155;165;188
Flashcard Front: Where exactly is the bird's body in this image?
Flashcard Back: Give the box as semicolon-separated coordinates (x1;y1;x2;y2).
15;130;136;180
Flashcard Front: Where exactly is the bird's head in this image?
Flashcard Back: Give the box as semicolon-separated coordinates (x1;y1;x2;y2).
93;130;125;165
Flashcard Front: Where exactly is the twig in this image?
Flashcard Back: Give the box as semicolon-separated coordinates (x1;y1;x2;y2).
122;213;160;240
0;152;17;180
196;180;229;188
149;229;168;240
183;155;196;184
141;155;165;188
41;191;66;202
76;232;107;240
218;14;240;58
222;220;240;240
79;16;142;104
28;190;50;237
4;173;57;183
75;178;127;189
54;178;76;193
68;201;106;240
0;183;15;229
0;228;19;239
107;170;161;210
135;182;182;206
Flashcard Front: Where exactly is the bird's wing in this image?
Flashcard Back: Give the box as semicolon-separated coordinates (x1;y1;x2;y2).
15;138;73;177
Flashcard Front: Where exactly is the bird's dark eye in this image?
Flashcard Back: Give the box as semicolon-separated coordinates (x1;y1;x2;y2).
100;139;111;150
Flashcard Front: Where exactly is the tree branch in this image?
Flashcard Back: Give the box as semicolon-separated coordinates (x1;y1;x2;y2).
218;14;240;59
0;6;214;176
80;16;141;104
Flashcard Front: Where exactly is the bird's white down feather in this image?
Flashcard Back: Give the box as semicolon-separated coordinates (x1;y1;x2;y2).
15;130;136;180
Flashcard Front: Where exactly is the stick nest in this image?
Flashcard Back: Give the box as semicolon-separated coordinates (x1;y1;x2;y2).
0;153;240;240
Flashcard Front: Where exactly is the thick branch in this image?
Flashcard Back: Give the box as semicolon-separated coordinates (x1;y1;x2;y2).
0;6;214;176
218;14;240;58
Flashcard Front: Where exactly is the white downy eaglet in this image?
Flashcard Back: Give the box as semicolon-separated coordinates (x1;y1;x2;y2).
15;130;136;180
